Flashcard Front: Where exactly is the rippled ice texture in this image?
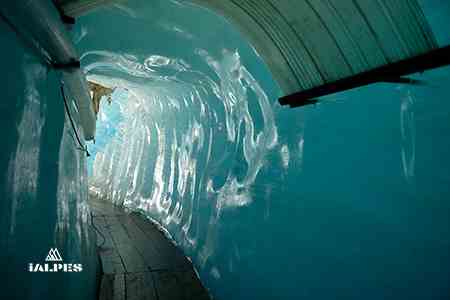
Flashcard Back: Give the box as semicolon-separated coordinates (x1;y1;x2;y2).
81;1;450;299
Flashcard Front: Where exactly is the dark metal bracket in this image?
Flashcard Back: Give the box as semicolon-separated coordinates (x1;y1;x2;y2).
52;59;80;70
52;0;76;24
279;45;450;108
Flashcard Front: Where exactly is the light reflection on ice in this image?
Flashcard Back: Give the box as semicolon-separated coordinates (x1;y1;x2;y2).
7;62;45;235
87;48;279;267
400;91;416;184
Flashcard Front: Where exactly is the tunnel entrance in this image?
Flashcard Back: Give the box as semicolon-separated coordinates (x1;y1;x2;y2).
1;1;450;300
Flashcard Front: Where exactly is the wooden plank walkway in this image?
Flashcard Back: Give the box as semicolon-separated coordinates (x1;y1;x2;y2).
89;196;211;300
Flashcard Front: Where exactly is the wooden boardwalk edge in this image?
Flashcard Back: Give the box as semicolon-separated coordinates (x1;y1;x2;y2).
88;197;211;300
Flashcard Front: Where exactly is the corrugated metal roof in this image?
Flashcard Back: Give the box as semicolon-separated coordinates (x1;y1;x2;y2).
191;0;437;95
58;0;438;98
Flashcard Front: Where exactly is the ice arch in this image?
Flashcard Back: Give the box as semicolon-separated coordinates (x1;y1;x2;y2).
57;0;437;96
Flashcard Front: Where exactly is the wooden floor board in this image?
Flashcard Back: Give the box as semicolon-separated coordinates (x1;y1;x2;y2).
89;196;211;300
99;274;125;300
126;272;157;300
93;216;126;274
129;213;190;270
118;215;169;270
175;269;210;299
152;270;184;300
90;199;124;217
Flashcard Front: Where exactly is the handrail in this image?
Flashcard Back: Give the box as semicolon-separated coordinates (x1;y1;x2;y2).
0;0;96;140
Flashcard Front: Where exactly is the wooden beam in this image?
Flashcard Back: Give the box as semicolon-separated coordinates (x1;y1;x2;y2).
279;45;450;107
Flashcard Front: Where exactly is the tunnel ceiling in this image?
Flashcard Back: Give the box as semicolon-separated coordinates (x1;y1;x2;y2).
189;0;437;96
59;0;437;96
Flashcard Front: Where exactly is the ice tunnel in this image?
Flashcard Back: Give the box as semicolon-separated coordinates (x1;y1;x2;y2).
1;0;450;299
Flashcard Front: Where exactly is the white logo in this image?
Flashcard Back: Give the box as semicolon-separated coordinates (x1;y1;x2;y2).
45;248;63;262
28;248;83;273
